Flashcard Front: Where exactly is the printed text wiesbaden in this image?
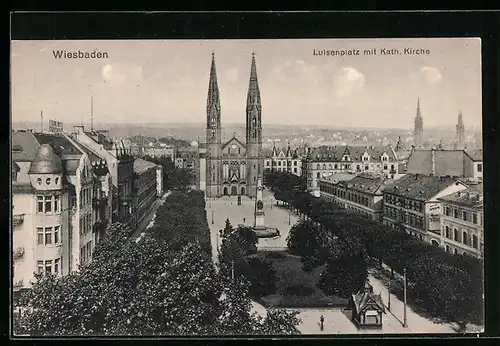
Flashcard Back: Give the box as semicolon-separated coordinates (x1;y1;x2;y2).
53;50;109;59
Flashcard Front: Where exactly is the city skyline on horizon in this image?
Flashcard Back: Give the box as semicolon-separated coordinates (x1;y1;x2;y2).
11;38;482;129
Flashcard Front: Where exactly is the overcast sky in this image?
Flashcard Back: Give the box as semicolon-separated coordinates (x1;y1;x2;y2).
11;38;481;129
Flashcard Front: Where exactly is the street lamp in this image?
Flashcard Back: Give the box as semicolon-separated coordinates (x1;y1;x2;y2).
403;268;408;327
388;272;391;311
212;210;214;224
288;213;291;225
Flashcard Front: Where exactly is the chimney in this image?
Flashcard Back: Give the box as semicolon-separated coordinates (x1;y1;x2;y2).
431;148;436;176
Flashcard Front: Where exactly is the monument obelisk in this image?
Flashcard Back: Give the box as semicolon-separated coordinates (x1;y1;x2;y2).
254;175;265;228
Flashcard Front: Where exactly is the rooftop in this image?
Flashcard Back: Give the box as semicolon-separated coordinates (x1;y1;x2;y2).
439;183;483;209
33;133;82;157
28;144;63;174
465;149;483;162
133;158;158;174
319;172;356;183
12;131;42;162
339;173;390;195
406;149;466;177
383;174;463;201
308;145;397;162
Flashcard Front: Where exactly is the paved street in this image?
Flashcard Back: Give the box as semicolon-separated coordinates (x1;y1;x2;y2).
132;191;171;240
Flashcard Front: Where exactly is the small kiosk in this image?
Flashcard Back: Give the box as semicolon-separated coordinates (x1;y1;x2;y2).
348;280;385;329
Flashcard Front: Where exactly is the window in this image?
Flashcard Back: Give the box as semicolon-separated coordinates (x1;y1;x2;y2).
454;228;459;242
445;226;450;238
391;164;395;171
45;260;52;273
55;177;59;184
463;232;469;246
37;261;44;274
317;172;320;178
462;211;468;222
44;196;52;213
37;227;44;245
334;164;338;169
294;168;297;173
477;164;482;172
54;195;60;213
472;213;478;224
453;209;459;218
445;245;450;253
37;196;44;213
454;248;458;255
37;178;42;185
473;234;478;249
253;165;256;169
266;161;270;166
278;161;281;166
45;227;53;245
384;165;388;170
46;178;51;185
54;226;60;244
294;161;297;166
55;258;60;274
445;206;451;216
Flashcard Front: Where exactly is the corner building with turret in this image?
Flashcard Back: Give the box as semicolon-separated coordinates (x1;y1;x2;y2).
200;52;264;198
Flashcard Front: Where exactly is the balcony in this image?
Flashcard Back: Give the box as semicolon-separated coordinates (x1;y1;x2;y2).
13;247;25;261
13;214;25;227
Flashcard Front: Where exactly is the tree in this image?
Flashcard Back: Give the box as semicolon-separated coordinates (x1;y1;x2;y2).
219;223;258;277
238;257;277;298
318;245;368;299
16;221;300;336
286;220;329;263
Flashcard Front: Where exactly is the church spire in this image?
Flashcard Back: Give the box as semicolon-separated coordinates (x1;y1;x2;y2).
416;97;421;118
206;51;221;122
414;97;424;148
206;52;221;145
246;51;261;112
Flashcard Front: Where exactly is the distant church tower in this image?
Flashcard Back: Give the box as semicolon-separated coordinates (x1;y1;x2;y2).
245;52;264;197
205;52;222;197
455;111;465;149
413;97;424;148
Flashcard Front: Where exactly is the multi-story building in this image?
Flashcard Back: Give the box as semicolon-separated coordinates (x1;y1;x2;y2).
319;173;390;222
318;172;356;203
70;126;136;228
438;183;483;257
133;158;162;227
175;146;198;170
143;143;175;161
302;145;399;197
12;130;110;290
382;174;468;245
406;148;483;180
264;144;304;176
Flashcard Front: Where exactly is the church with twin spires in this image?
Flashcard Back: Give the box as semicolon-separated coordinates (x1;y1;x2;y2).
198;52;264;198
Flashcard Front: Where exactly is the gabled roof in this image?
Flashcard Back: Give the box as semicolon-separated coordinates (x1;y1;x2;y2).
351;282;385;314
74;140;105;164
383;174;463;201
308;145;396;162
222;136;246;151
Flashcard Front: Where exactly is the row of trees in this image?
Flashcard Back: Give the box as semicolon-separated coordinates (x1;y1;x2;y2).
267;170;484;325
15;191;300;336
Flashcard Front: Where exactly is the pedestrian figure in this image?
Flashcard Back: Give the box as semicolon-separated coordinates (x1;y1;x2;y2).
243;217;246;223
320;315;324;331
276;229;280;236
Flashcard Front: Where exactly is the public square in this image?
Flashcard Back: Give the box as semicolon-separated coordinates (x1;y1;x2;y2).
206;189;458;334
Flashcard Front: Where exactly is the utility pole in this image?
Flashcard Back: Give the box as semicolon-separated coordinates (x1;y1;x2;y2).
40;110;44;133
90;96;94;132
231;260;235;280
388;271;391;311
403;268;408;327
212;210;214;224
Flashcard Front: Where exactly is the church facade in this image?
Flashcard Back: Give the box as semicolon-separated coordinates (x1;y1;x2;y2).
199;52;264;198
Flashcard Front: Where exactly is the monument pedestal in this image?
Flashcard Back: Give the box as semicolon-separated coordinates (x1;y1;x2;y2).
251;176;279;238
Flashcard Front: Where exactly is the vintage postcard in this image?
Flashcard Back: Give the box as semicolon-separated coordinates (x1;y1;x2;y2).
11;38;483;336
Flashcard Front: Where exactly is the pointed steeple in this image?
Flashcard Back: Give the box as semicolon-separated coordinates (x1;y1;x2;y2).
457;110;463;126
414;97;424;148
456;110;465;149
246;51;261;112
416;97;421;118
286;142;292;157
272;141;277;157
206;51;221;123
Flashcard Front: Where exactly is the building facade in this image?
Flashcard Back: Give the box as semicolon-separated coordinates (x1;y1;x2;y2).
438;183;483;257
71;126;136;228
302;145;399;197
382;174;468;245
12;130;110;290
264;144;304;176
133;158;161;228
319;173;389;222
200;52;264;198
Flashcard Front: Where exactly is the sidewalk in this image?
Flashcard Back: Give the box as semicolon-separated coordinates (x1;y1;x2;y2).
131;191;171;240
